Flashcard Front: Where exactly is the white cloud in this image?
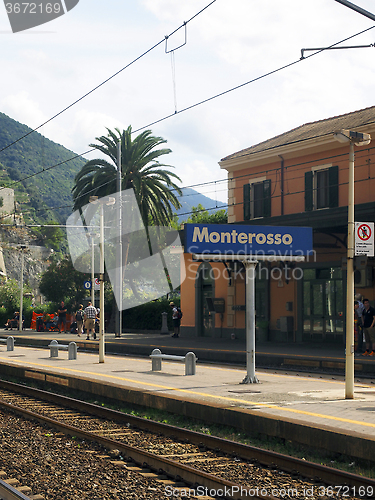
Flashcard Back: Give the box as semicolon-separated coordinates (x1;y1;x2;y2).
1;91;46;128
1;0;375;213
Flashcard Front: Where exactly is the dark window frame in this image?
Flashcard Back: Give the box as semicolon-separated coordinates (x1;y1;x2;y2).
305;165;338;212
243;179;271;220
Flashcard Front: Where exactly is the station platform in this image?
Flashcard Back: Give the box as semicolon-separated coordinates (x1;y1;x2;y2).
1;328;375;377
0;332;374;462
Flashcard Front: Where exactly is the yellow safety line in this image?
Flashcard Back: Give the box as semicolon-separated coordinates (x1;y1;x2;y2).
104;342;343;361
1;355;375;430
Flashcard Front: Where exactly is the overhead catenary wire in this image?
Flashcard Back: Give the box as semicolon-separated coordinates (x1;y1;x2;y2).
0;20;374;208
1;140;374;225
0;0;217;155
2;127;375;209
3;147;374;226
132;24;375;134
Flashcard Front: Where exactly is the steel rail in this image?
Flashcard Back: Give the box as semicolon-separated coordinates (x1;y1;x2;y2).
0;379;374;492
0;480;31;500
0;398;277;500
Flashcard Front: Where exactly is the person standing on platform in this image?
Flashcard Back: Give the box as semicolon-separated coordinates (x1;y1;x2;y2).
84;301;97;340
170;302;181;338
361;298;375;356
57;301;67;333
75;304;84;337
354;301;360;353
355;293;365;353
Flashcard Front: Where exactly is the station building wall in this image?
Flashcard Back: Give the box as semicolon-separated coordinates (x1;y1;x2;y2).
181;108;375;342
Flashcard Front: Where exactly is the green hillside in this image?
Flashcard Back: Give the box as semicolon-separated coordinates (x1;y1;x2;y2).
0;112;227;230
0;112;86;225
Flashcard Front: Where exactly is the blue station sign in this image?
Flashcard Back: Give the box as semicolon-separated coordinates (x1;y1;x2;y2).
184;223;313;257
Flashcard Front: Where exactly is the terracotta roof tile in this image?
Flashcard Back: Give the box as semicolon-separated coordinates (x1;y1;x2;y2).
221;105;375;161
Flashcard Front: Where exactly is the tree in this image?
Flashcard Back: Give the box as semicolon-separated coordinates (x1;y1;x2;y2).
39;255;91;308
179;204;227;226
0;278;33;312
33;222;65;251
72;126;182;227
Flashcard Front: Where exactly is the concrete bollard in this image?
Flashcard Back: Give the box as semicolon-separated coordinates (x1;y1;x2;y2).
160;312;169;334
49;339;59;357
7;336;14;351
68;342;77;360
185;352;197;375
151;348;162;371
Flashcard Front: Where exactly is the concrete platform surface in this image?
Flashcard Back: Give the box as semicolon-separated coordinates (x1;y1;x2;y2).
0;343;374;443
2;329;375;376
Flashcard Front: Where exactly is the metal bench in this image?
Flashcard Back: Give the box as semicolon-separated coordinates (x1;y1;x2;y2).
150;348;197;375
48;340;78;360
0;336;15;351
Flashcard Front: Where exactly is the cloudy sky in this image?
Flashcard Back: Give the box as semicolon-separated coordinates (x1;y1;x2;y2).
0;0;374;206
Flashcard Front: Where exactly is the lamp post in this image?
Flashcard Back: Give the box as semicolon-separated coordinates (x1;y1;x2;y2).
89;196;115;363
18;245;27;333
89;232;95;306
99;201;105;363
334;129;371;399
116;142;122;338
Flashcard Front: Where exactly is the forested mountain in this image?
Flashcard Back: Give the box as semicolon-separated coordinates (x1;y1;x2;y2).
0;112;226;227
0;112;86;224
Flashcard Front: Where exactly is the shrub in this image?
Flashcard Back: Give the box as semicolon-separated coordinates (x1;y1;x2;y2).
121;297;179;331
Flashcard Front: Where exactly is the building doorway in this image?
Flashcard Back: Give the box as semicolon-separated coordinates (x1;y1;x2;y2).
195;262;215;337
303;267;344;342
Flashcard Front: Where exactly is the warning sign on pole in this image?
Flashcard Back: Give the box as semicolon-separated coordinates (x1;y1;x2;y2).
355;222;374;257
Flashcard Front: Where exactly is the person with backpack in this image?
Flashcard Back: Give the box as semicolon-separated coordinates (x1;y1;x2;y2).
170;301;182;338
75;304;84;337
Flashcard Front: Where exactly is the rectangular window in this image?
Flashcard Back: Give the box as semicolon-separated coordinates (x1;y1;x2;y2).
253;182;264;218
243;178;271;220
316;169;329;209
305;165;338;211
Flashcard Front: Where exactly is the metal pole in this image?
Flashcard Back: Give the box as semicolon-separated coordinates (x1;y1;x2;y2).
18;248;24;333
99;203;105;363
345;140;355;399
116;142;122;337
241;260;259;384
91;234;95;306
334;0;375;22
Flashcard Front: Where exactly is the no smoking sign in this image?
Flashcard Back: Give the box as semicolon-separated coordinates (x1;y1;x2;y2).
355;222;374;257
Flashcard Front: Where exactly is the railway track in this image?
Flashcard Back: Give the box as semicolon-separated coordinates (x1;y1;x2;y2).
0;479;39;500
0;379;373;499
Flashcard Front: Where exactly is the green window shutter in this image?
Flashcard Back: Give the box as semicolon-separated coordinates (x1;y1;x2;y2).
263;179;271;218
243;183;251;220
328;165;339;208
305;171;313;212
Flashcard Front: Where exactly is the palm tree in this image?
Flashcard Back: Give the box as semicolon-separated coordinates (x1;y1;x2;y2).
72;126;182;226
71;127;182;329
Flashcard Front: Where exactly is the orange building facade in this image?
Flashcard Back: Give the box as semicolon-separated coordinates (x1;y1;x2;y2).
180;106;375;343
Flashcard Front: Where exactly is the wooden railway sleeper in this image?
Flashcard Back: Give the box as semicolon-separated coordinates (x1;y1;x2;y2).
0;472;44;500
1;380;374;498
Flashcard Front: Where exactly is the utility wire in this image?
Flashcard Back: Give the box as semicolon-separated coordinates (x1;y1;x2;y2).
0;0;217;155
3;164;374;227
1;142;374;226
7;146;374;220
0;23;374;201
132;24;375;134
2;136;374;214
